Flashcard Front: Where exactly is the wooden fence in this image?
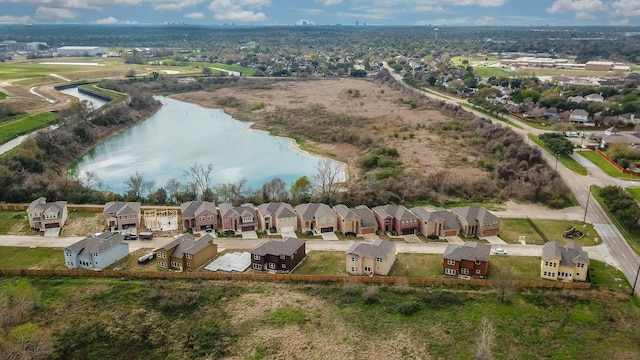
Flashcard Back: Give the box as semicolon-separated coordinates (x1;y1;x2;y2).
595;148;640;177
0;268;592;290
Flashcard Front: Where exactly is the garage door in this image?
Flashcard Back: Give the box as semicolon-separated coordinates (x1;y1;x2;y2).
320;227;333;233
242;225;255;231
45;223;60;228
281;226;294;233
361;227;375;234
401;228;415;235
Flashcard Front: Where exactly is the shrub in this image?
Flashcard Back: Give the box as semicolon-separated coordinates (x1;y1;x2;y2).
395;300;422;316
362;286;379;304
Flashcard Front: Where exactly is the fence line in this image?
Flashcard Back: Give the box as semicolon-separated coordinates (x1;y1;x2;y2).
0;268;591;290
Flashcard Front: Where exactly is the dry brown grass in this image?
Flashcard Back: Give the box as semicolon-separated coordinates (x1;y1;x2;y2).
60;213;104;237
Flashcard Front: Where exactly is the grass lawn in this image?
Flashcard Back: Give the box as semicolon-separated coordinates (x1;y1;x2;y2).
528;135;588;175
105;248;158;272
0;210;30;234
627;187;640;202
532;219;601;246
0;246;66;269
388;253;444;278
499;219;545;245
293;251;347;275
0;112;58;145
589;260;632;291
578;150;638;179
473;66;511;78
488;256;542;281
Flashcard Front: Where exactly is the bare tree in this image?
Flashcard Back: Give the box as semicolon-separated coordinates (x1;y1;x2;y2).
165;178;182;204
493;267;516;304
475;318;496;360
214;179;247;204
313;159;344;202
125;171;153;200
184;163;214;200
261;177;289;203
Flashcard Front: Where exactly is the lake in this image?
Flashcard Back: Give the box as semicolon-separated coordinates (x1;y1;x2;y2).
72;96;344;194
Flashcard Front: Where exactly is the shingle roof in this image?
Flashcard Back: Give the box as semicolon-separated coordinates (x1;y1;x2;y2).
27;197;46;213
258;202;296;219
333;204;360;221
542;241;590;265
372;205;417;221
353;205;378;228
180;201;217;218
169;233;216;258
103;201;140;216
251;237;305;256
295;203;334;221
64;231;126;255
346;239;396;259
450;206;498;225
219;203;256;218
443;241;491;262
411;207;461;231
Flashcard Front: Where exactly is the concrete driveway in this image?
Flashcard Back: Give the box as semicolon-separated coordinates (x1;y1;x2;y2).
403;234;422;243
362;233;379;241
482;235;507;245
241;231;258;239
281;230;297;238
320;232;339;241
43;228;60;237
444;236;464;244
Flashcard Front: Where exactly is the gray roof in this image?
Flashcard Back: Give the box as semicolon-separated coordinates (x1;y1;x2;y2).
346;239;396;259
571;109;589;117
251;237;305;256
27;197;46;213
295;203;335;221
219;203;256;218
372;205;417;221
103;201;140;216
26;197;67;216
353;205;378;228
443;241;491;262
542;241;590;265
450;206;498;225
164;233;215;258
333;204;360;221
180;201;217;218
411;207;461;231
64;231;126;255
257;202;296;219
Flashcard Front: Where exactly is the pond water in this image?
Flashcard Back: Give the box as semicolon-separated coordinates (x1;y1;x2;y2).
72;96;345;194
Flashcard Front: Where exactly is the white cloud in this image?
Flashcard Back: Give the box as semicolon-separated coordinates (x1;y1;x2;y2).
0;15;33;23
414;5;445;13
475;16;495;25
610;18;630;25
185;12;205;19
612;0;640;17
546;0;607;14
208;0;270;22
315;0;342;5
449;0;506;6
150;0;205;11
36;7;76;19
575;11;595;19
26;0;141;10
95;16;120;24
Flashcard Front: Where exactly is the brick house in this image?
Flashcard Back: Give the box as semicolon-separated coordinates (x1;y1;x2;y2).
218;203;258;233
333;204;378;235
411;206;460;237
295;203;338;234
180;201;217;232
443;241;491;279
257;202;297;234
371;205;419;235
450;206;500;237
103;201;140;231
346;239;396;276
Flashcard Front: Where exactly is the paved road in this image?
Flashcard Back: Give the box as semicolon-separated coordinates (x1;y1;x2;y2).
383;63;640;294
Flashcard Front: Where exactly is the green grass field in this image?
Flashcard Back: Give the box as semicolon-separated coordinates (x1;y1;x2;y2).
499;219;546;244
294;251;347;275
627;187;640;202
500;218;600;246
0;210;30;234
528;134;589;175
0;112;58;145
578;150;638;179
0;247;66;269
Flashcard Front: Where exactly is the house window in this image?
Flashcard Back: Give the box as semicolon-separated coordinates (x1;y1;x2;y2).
199;216;205;221
577;263;585;268
171;261;181;268
252;263;262;270
376;257;383;262
280;255;285;259
544;271;548;276
158;261;167;268
351;267;358;272
475;260;481;265
364;266;371;273
187;263;191;267
445;268;456;276
282;264;286;269
447;259;455;265
476;269;481;274
253;254;260;260
207;215;214;220
461;268;469;275
242;216;253;223
186;254;192;259
157;252;166;258
351;257;357;262
268;263;276;269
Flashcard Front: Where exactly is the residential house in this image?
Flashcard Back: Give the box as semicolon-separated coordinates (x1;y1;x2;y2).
372;205;419;235
346;239;396;276
257;202;297;234
103;201;140;230
333;204;379;235
295;203;338;234
180;201;217;232
63;232;129;270
353;205;379;235
26;197;68;231
585;93;604;102
156;233;218;271
411;207;461;237
567;95;585;103
569;109;594;126
218;203;258;233
450;206;500;237
250;237;306;272
442;241;491;279
540;241;590;282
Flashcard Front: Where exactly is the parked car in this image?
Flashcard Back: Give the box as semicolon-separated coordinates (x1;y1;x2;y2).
124;234;137;240
492;248;507;255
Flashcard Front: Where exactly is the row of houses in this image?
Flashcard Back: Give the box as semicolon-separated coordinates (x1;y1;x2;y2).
62;232;590;284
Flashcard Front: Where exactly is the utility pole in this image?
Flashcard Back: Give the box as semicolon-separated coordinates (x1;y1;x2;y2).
555;152;560;172
583;185;591;223
632;261;640;296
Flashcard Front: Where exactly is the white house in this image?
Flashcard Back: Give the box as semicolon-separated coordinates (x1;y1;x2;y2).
569;109;594;126
63;232;129;270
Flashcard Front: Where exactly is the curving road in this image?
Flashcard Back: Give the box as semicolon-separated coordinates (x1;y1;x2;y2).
383;63;640;295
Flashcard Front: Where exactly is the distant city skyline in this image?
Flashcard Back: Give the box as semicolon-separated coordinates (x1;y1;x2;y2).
0;0;638;26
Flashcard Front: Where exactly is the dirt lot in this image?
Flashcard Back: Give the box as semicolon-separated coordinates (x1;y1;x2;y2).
172;78;486;180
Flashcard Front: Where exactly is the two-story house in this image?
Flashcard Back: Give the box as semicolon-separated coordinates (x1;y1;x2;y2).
63;232;129;270
180;201;217;232
26;197;68;231
103;201;141;231
218;203;258;233
450;206;500;237
257;202;297;234
443;241;491;279
346;239;396;276
332;204;379;235
250;237;306;272
541;241;590;282
295;203;338;234
372;205;419;235
156;233;218;271
411;206;461;237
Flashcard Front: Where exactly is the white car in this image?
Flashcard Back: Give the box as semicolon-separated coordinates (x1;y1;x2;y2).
492;248;507;255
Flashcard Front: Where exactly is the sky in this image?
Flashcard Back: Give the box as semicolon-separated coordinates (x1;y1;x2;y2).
0;0;639;26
